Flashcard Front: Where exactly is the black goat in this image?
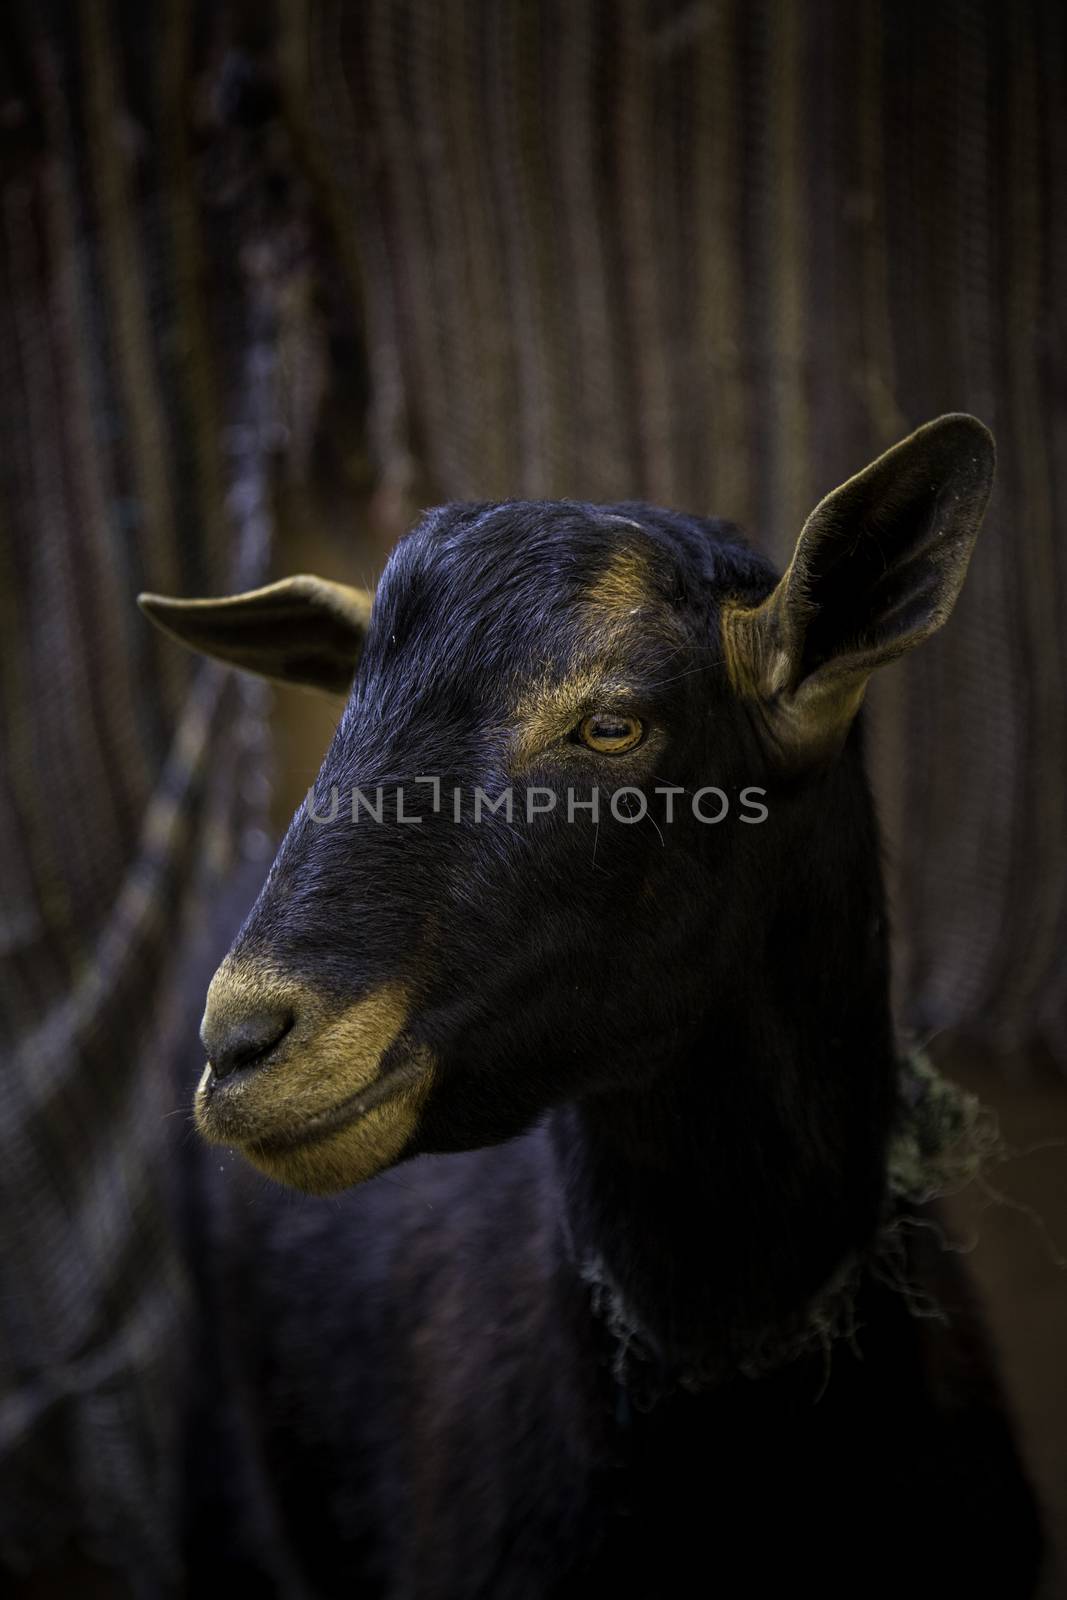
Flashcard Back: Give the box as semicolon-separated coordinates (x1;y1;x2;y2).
143;415;1043;1598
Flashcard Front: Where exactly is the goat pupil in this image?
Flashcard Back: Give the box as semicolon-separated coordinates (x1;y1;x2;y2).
579;713;643;751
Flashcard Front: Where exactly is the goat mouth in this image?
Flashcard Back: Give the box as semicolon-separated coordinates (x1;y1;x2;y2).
243;1047;432;1157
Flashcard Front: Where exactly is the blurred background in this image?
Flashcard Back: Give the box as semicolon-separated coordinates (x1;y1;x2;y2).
1;0;1064;1593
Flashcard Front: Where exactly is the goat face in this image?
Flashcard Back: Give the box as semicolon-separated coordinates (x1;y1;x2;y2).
141;415;994;1194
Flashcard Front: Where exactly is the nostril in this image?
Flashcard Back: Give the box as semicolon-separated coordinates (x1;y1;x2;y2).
208;1008;294;1082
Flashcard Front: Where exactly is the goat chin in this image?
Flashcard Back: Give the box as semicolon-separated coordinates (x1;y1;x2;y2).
243;1077;433;1194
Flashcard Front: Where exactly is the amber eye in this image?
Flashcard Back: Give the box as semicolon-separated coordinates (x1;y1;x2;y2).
576;712;645;754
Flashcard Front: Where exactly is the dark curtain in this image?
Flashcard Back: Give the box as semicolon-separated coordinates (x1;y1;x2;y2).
300;0;1067;1057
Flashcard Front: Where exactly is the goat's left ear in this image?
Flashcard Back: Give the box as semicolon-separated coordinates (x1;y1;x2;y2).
138;574;373;695
723;413;995;763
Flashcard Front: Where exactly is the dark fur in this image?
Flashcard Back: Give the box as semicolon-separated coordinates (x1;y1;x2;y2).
181;500;1042;1597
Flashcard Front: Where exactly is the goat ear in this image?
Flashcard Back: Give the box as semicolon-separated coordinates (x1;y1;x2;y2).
138;574;373;695
723;413;995;763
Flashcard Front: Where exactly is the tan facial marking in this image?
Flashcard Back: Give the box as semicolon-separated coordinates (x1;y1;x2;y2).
199;954;307;1049
196;956;432;1193
509;548;666;767
511;661;621;767
244;1046;434;1195
584;546;653;617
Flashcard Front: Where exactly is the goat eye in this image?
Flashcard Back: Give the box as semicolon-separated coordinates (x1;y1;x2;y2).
576;712;645;754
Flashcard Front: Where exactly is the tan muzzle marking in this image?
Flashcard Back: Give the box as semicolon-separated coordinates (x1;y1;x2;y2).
196;956;433;1195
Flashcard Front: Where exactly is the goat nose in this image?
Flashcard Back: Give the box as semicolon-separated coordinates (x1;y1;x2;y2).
202;1006;294;1081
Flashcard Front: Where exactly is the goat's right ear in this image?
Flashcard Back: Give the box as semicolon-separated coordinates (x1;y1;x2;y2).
138;574;373;695
722;413;995;765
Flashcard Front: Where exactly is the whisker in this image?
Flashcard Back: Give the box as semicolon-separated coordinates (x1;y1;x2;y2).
641;662;722;692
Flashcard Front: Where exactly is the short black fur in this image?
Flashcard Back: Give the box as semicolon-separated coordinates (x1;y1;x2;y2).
177;489;1042;1597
